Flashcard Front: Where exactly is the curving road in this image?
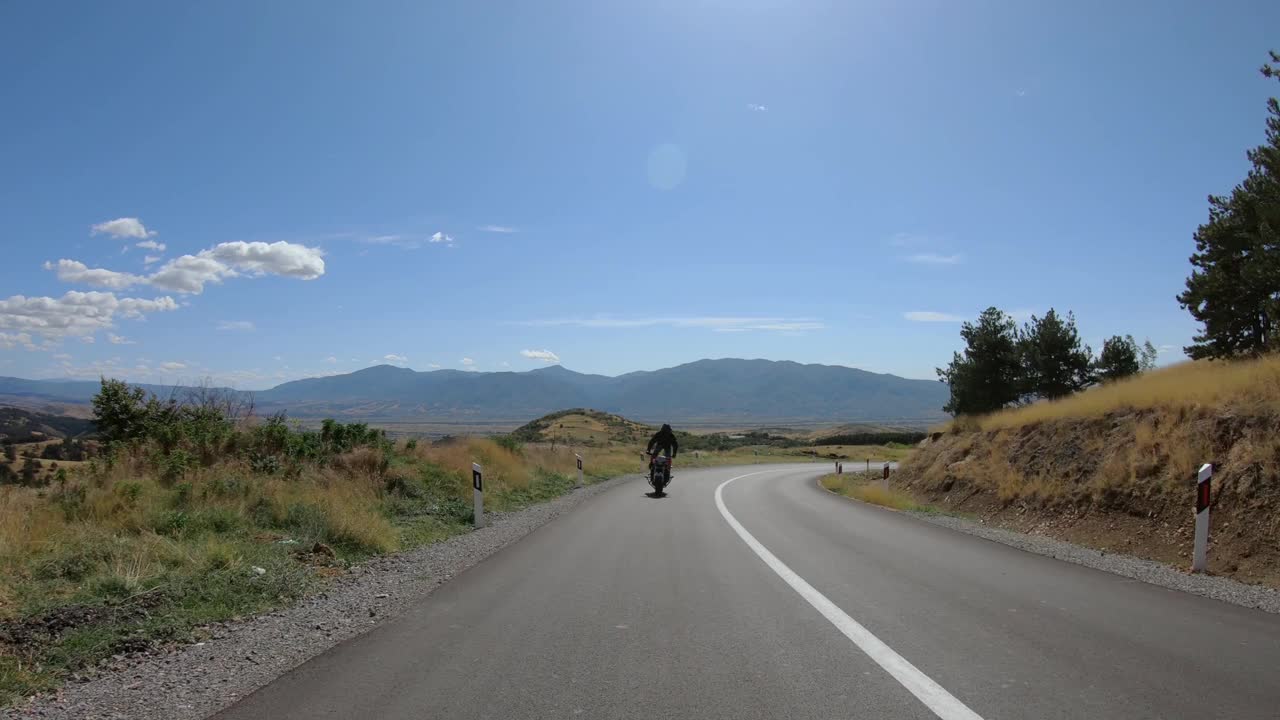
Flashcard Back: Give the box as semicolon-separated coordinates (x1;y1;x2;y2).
214;464;1280;719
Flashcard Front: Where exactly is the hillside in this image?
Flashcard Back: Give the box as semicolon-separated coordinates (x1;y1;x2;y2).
510;409;653;446
0;359;948;424
0;407;95;443
262;359;947;422
894;356;1280;587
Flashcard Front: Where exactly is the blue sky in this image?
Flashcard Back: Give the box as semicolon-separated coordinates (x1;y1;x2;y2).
1;1;1277;389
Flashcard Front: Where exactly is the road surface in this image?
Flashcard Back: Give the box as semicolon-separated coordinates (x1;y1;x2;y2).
214;464;1280;719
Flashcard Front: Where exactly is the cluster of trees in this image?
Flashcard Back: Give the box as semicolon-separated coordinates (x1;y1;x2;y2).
39;437;90;462
91;378;388;480
937;307;1155;416
1178;52;1280;358
938;52;1280;416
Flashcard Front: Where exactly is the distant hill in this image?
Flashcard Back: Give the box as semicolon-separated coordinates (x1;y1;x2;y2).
0;359;949;424
0;407;95;443
511;409;654;446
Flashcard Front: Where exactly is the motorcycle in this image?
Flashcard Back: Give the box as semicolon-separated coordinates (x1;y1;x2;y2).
648;453;672;495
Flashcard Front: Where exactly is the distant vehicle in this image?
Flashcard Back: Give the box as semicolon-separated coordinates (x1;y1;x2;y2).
648;453;672;496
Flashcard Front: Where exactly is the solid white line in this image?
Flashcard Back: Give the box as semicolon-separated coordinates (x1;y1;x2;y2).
715;470;986;720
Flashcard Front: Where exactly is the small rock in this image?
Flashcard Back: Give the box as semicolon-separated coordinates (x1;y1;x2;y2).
369;607;377;617
251;566;266;576
374;593;389;599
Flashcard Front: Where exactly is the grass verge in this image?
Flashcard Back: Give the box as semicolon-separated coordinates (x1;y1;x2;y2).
0;429;622;706
819;473;931;512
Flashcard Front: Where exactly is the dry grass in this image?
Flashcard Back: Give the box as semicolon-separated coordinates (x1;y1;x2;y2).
820;473;924;511
953;356;1280;431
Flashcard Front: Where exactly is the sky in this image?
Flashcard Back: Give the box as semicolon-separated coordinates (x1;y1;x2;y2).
1;1;1278;389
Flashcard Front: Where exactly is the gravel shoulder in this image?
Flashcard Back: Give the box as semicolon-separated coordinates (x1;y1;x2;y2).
904;508;1280;615
4;475;639;720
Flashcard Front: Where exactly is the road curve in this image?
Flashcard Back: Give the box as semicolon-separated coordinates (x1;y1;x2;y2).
213;464;1280;719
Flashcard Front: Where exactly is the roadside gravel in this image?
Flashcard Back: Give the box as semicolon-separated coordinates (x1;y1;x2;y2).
908;509;1280;614
4;475;638;720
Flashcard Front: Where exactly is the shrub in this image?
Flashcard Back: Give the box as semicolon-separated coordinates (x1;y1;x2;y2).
493;434;523;454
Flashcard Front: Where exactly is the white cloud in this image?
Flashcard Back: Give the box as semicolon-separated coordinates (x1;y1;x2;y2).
429;231;455;247
520;349;561;364
500;361;511;367
149;253;233;293
747;103;768;112
360;234;423;250
50;241;325;295
904;253;962;265
135;239;166;251
428;363;441;369
1008;308;1038;323
384;353;408;364
80;335;95;344
1158;344;1178;355
0;332;37;350
273;355;283;362
0;291;177;340
904;311;966;322
160;361;186;372
44;259;146;290
515;316;824;333
216;320;255;332
477;225;517;233
53;352;71;361
460;357;475;367
143;255;163;266
91;217;156;239
107;333;135;345
325;356;338;363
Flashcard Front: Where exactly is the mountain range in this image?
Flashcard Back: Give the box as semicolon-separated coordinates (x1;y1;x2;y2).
0;359;949;424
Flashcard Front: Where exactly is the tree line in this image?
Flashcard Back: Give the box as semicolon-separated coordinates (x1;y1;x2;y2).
939;51;1280;416
937;308;1155;415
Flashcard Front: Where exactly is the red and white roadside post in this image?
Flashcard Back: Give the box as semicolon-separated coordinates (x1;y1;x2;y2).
1192;463;1212;573
575;453;584;488
472;462;485;529
882;462;891;490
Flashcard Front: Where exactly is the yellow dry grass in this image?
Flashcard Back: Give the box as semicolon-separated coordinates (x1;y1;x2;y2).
819;473;922;511
957;356;1280;431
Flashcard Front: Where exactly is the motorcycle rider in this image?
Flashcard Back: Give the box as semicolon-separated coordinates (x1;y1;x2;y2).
646;424;679;477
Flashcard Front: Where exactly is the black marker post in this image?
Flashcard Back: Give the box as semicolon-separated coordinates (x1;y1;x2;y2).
472;462;484;528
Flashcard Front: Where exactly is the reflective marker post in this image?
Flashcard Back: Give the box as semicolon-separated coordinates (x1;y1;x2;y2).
472;462;485;528
575;454;583;488
882;462;890;491
1192;463;1212;573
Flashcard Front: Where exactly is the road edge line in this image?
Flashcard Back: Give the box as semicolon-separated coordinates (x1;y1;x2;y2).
715;471;986;720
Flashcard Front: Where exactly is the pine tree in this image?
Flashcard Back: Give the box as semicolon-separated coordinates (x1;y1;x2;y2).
1178;51;1280;358
1095;335;1142;382
937;307;1023;415
1019;309;1094;400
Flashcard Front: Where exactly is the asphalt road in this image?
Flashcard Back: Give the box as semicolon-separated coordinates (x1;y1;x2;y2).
214;464;1280;719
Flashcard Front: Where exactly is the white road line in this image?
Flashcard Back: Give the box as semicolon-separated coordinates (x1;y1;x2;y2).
715;470;986;720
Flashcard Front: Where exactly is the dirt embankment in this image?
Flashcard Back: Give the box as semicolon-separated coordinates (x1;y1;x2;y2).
896;409;1280;588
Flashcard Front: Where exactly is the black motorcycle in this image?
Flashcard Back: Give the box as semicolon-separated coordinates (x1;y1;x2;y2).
648;453;672;495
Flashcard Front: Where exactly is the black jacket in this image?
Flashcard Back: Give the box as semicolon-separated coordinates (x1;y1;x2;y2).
647;424;678;458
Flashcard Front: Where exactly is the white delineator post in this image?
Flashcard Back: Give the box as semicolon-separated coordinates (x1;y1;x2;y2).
575;454;584;488
1192;463;1212;573
472;462;485;529
882;462;890;490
